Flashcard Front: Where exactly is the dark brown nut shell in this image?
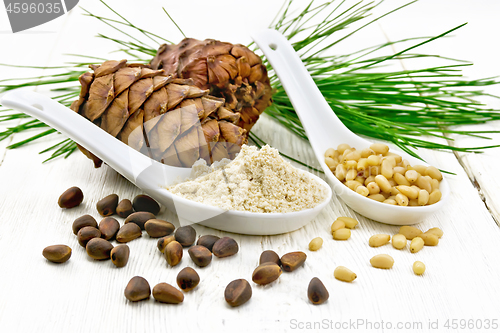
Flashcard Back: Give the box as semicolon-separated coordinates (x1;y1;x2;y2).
196;235;220;252
157;235;176;253
124;211;155;230
307;277;329;305
164;241;183;266
58;186;83;208
116;223;142;243
152;283;184;304
42;245;72;263
116;199;134;218
133;194;161;215
188;245;212;267
174;225;196;247
212;237;239;258
259;250;281;266
124;276;150;302
111;245;130;268
224;279;252;307
144;219;175;238
252;263;282;285
280;251;307;272
96;194;119;217
176;267;200;291
77;226;102;247
98;217;120;240
72;214;97;235
86;238;113;260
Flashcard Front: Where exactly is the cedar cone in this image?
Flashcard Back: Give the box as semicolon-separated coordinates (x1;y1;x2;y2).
70;60;246;168
150;38;273;133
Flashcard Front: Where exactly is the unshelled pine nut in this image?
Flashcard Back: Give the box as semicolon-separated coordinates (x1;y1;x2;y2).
392;234;407;250
368;234;390;247
399;226;422;240
333;228;351;240
337;217;358;229
425;227;443;238
410;237;424;253
413;261;426;275
420;233;439;246
370;254;394;269
331;220;345;233
334;266;357;282
309;237;323;251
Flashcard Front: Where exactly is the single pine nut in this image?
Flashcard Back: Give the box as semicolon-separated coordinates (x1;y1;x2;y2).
395;193;409;206
345;151;361;161
369;234;391;247
418;190;429;206
331;220;345;233
415;176;432;193
412;165;427;175
337;217;358;229
370;143;389;155
402;159;410;168
425;227;443;238
335;164;346;181
431;179;440;192
405;170;419;183
386;152;402;163
428;189;442;205
420;233;439;246
368;194;385;202
410;237;424;253
399;226;422;240
325;157;338;170
383;199;397;205
346;180;362;191
381;159;394;179
394;172;411;186
333;228;351;240
375;175;392;193
392;234;407;249
357;158;368;171
367;155;381;166
324;148;337;159
344;160;357;169
337;144;350;154
334;266;357;282
364;176;376;186
397;186;418;200
366;182;380;195
361;148;375;158
393;166;407;175
370;254;394;269
346;168;357;181
309;237;323;251
356;186;369;197
413;261;426;275
425;166;443;181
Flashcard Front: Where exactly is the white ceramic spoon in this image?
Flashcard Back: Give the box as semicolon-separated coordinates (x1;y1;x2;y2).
252;29;449;224
1;89;332;235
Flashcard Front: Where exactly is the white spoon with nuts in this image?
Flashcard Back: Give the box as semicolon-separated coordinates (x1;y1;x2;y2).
252;29;449;224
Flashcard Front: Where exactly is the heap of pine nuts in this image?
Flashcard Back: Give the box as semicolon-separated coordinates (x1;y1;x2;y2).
324;143;443;206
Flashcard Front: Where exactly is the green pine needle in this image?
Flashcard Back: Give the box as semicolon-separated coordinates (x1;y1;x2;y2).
0;0;499;169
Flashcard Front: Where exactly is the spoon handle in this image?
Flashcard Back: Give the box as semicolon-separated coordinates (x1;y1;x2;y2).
1;89;153;183
252;29;364;156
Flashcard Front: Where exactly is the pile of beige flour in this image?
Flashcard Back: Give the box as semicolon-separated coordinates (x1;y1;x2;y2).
167;145;327;213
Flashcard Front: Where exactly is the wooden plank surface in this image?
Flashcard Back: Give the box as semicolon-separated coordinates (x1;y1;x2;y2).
1;1;500;332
